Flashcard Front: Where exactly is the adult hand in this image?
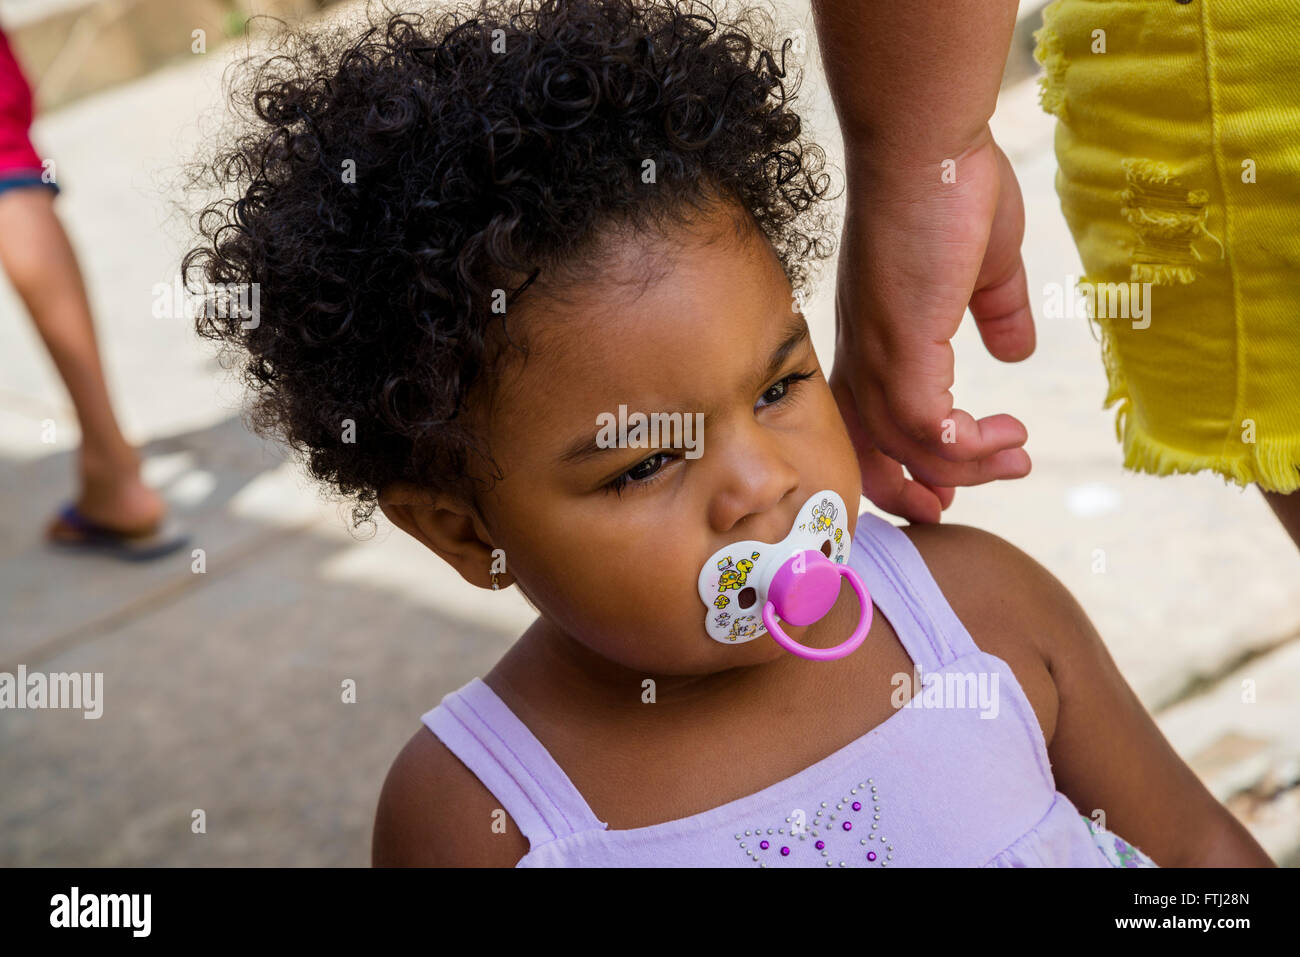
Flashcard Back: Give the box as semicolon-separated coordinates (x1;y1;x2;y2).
829;128;1036;524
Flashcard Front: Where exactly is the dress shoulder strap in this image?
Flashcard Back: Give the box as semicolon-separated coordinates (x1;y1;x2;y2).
849;510;982;671
421;677;607;852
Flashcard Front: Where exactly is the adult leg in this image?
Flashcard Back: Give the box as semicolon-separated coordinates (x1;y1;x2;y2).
1261;488;1300;553
0;184;167;536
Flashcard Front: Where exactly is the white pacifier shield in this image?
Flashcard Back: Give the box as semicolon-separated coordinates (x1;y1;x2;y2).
697;489;851;644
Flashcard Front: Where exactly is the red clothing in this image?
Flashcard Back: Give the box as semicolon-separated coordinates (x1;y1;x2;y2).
0;23;45;175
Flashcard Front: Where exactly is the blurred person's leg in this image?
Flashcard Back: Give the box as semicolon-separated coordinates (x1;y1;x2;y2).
1262;490;1300;551
0;182;168;537
1;24;181;555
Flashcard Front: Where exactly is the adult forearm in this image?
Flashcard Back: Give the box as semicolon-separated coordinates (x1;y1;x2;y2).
809;0;1020;159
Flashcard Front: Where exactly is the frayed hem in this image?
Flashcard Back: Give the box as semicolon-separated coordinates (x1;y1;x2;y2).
1089;307;1299;493
1103;383;1300;495
1111;407;1300;493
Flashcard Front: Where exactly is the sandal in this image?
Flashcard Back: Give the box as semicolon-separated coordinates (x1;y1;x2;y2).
46;501;191;562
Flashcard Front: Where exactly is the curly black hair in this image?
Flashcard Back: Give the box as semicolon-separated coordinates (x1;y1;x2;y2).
182;0;838;534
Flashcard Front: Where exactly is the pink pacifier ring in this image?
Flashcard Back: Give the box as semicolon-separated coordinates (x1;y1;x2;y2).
761;560;873;661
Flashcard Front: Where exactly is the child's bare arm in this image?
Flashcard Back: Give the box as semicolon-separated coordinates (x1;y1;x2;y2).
999;537;1275;867
372;727;530;867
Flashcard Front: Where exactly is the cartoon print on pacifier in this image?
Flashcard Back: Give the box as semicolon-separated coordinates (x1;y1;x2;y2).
725;615;760;642
713;551;761;608
697;489;872;661
811;497;838;533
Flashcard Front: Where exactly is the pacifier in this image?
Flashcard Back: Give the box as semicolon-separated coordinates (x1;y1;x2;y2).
696;489;872;661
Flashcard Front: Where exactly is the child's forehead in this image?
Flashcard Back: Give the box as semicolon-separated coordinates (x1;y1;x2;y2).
488;229;797;441
516;228;780;374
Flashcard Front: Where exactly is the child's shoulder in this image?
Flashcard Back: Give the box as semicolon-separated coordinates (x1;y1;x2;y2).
372;723;530;867
888;518;1065;628
884;519;1071;744
893;521;1275;868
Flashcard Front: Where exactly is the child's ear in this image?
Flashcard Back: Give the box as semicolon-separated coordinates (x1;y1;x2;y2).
378;480;500;589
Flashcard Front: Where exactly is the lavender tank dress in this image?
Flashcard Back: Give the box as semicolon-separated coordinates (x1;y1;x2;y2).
422;511;1159;868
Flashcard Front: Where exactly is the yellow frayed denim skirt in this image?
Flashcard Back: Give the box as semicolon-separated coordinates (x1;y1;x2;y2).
1034;0;1300;493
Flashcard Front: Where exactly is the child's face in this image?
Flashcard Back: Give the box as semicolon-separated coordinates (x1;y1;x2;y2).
456;205;861;675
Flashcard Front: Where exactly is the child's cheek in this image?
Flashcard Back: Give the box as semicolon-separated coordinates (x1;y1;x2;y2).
612;542;722;666
818;395;866;506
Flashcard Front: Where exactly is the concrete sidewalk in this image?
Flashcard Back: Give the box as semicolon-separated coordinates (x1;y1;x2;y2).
1;0;1298;866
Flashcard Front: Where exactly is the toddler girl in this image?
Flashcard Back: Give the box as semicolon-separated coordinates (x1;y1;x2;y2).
183;0;1272;867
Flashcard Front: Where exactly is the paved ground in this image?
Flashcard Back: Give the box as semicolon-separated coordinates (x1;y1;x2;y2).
1;0;1297;866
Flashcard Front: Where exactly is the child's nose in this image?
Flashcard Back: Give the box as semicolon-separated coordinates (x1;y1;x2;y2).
704;421;801;537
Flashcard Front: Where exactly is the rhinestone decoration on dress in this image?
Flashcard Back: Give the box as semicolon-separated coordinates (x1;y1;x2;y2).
733;779;896;867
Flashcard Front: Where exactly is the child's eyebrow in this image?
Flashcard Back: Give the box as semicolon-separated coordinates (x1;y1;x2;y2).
555;314;811;468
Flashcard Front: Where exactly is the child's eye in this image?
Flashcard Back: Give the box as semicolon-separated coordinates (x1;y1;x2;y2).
604;451;674;496
602;370;817;497
756;369;817;409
